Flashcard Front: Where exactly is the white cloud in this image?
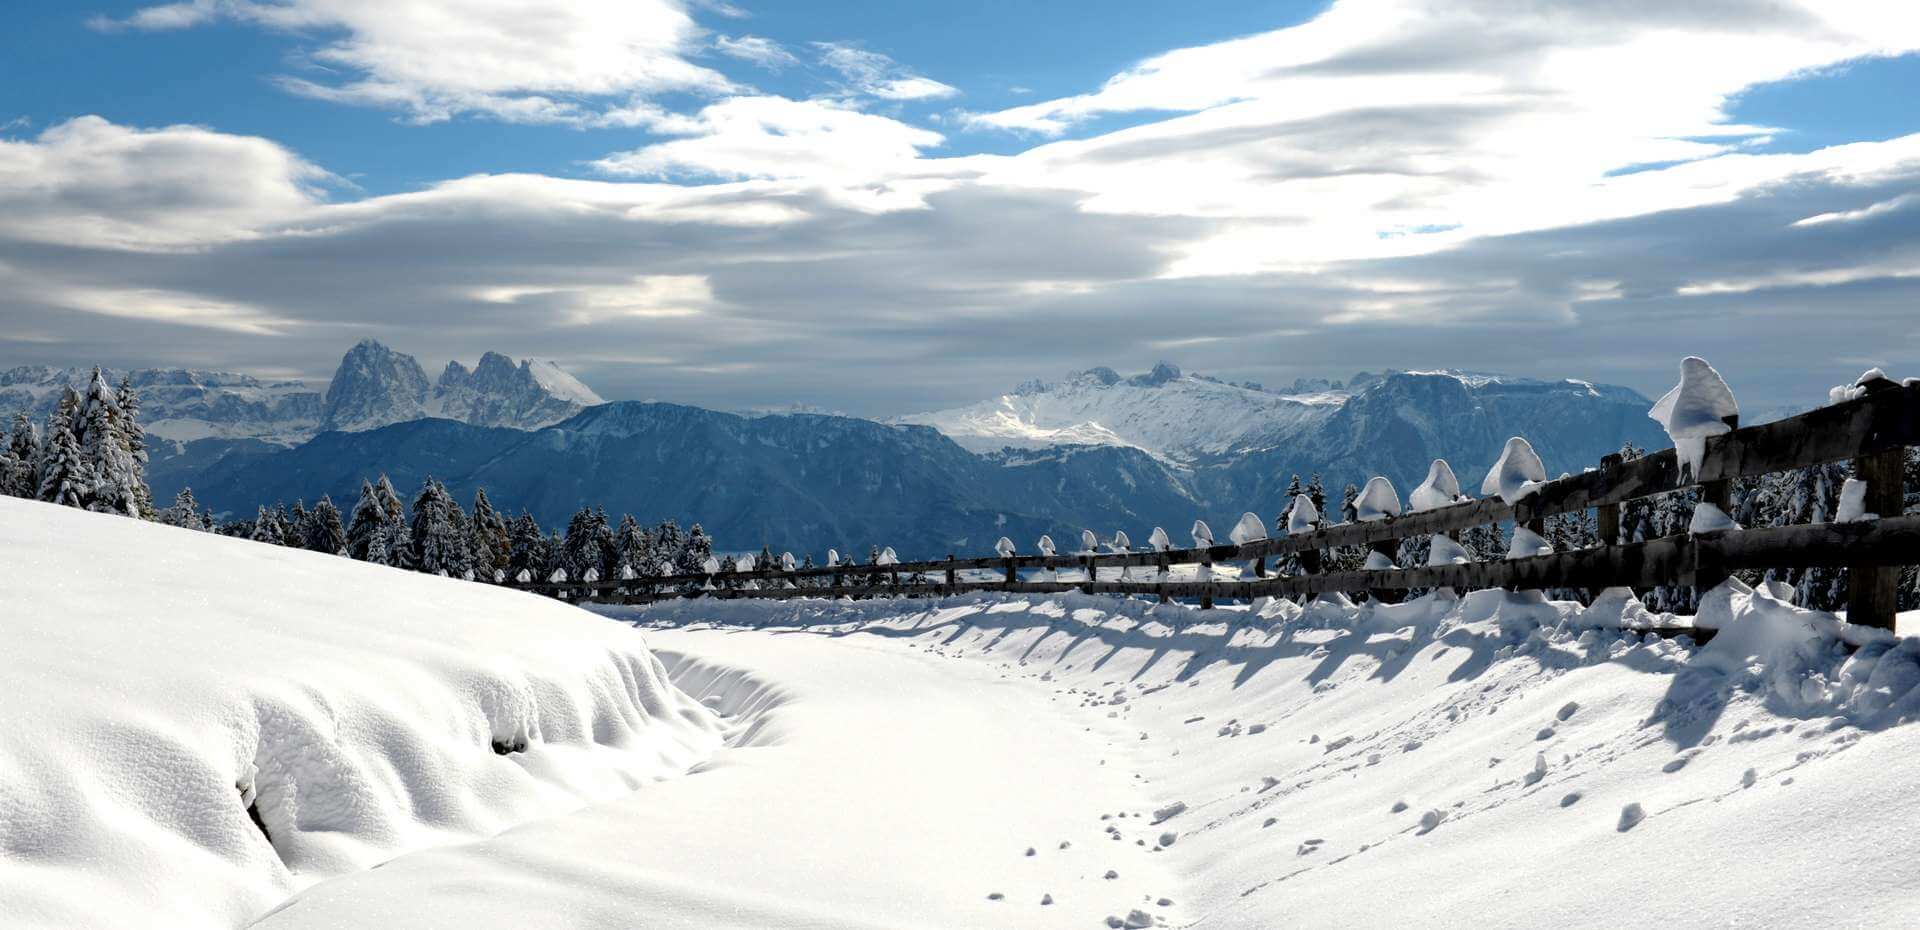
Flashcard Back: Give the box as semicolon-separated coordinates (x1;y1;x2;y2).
714;35;800;70
814;42;959;101
94;0;733;125
0;115;329;250
590;96;952;186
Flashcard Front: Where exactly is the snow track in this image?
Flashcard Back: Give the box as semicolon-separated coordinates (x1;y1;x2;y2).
253;628;1189;930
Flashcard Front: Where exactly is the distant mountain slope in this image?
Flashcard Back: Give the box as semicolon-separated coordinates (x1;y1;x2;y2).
896;363;1344;463
191;403;1204;558
1196;370;1670;511
1;366;322;444
907;363;1670;508
2;340;603;451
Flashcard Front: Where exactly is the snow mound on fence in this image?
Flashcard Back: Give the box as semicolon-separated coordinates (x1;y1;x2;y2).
0;497;723;930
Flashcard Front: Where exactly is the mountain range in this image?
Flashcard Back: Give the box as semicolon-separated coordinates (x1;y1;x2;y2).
4;347;1677;558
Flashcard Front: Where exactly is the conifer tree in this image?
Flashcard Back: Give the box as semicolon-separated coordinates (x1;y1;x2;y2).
76;369;145;518
675;523;713;577
305;495;347;555
409;477;471;577
36;388;90;508
161;487;209;530
1;412;40;498
346;479;385;561
507;510;547;580
114;373;154;518
469;488;510;577
250;505;287;546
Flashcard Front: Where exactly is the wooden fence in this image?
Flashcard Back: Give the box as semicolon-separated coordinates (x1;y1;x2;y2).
515;376;1920;631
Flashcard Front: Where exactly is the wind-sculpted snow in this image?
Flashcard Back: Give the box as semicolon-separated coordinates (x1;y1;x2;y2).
0;497;723;930
587;587;1920;929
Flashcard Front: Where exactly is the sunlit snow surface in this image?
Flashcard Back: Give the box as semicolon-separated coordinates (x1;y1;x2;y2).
0;497;722;930
10;494;1920;929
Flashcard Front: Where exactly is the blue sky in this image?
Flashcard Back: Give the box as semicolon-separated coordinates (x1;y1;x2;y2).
2;1;1918;413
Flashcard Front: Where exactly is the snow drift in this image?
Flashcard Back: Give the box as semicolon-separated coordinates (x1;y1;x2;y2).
0;496;722;930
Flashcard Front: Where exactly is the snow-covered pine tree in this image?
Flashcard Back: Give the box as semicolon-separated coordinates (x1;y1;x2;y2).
36;388;91;509
408;477;471;577
507;510;548;581
1;412;41;498
250;505;287;546
345;479;385;561
161;487;209;530
373;474;406;524
1306;473;1327;520
677;523;714;577
74;369;146;518
468;488;510;578
613;514;650;581
305;495;347;555
114;373;154;519
717;555;740;589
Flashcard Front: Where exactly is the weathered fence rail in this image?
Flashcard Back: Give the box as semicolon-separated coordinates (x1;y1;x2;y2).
513;378;1919;630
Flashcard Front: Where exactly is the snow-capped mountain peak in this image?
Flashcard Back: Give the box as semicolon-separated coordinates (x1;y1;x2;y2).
324;341;602;433
898;363;1345;464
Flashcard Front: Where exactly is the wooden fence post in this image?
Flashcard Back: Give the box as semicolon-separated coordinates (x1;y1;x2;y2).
1199;549;1215;610
1003;557;1016;590
1695;413;1739;598
1156;553;1171;604
1849;379;1903;629
945;555;957;591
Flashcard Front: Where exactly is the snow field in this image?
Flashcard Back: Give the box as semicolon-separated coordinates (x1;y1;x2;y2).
0;496;724;930
602;586;1920;929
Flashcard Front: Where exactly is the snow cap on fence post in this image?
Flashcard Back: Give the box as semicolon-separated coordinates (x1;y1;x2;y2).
781;551;796;571
1230;512;1267;544
1837;478;1877;523
878;547;898;566
1081;529;1099;553
1482;437;1547;503
1148;527;1171;551
1409;459;1465;512
619;564;635;581
582;567;599;583
1688;503;1741;533
995;536;1017;557
1110;530;1131;552
1649;356;1738;481
1286;495;1319;535
548;568;567;584
1427;534;1471;566
494;568;506;584
1191;520;1214;547
1507;526;1553;559
1364;550;1396;570
702;556;720;574
1354;477;1402;522
516;568;531;584
1037;535;1056;556
826;548;840;567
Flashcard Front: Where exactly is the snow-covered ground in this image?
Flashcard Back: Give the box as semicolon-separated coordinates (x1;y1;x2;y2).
9;494;1920;929
0;497;723;930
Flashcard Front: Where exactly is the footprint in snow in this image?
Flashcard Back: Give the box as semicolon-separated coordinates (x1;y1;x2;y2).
1617;802;1646;832
1662;751;1698;774
1557;701;1580;722
1417;810;1447;834
1560;791;1582;808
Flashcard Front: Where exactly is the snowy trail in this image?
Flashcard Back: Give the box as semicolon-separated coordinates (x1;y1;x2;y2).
252;626;1189;930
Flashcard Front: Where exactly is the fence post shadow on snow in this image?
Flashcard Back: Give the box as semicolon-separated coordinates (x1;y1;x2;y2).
520;376;1920;637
